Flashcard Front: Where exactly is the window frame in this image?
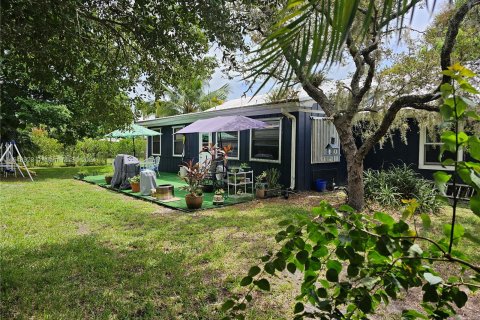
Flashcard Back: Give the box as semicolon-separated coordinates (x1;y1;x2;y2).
215;131;240;160
249;117;282;164
150;127;162;156
198;132;213;153
418;126;462;170
172;125;185;157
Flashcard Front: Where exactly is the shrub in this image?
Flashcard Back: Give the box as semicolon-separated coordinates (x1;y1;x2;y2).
364;164;442;213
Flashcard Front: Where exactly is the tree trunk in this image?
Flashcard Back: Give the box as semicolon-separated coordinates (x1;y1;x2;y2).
346;155;364;211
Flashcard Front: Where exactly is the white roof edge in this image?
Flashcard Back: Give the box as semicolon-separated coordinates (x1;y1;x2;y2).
136;100;315;127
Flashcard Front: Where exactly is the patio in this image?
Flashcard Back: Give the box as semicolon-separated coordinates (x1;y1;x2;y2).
80;172;253;211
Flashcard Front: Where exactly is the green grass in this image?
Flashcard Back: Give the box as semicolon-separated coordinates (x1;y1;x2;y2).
1;166;299;319
1;167;478;319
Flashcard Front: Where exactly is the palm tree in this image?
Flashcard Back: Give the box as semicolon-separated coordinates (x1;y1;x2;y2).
154;77;229;117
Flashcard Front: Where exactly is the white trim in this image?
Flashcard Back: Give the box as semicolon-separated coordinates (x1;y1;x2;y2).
150;127;162;156
172;125;185;157
418;126;462;170
215;131;240;160
249;117;282;164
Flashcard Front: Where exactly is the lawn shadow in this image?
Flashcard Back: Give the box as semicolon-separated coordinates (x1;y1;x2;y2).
1;235;223;319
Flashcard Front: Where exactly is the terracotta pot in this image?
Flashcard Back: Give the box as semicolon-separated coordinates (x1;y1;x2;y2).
185;194;203;209
256;189;265;199
105;176;113;185
131;182;140;193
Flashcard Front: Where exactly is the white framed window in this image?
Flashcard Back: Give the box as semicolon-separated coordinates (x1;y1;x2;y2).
311;117;340;164
151;128;161;156
199;132;212;152
250;118;282;163
216;131;240;160
172;126;185;157
418;126;462;170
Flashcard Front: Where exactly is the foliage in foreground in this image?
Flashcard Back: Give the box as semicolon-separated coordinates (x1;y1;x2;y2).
222;66;480;319
364;165;442;214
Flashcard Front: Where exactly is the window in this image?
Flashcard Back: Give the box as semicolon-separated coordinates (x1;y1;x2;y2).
151;128;161;155
250;118;281;163
199;132;212;152
311;117;340;163
216;131;240;159
419;126;462;170
172;126;184;157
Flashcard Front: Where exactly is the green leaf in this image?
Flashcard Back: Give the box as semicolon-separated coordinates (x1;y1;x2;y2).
358;294;373;313
296;250;309;264
433;171;452;195
248;266;261;277
317;287;327;298
221;299;235;311
402;309;428;319
254;278;270;291
287;262;296;274
326;260;342;273
273;258;286;271
420;213;432;230
452;288;468;308
408;244;423;257
264;262;276;275
469;136;480;161
471;194;480;217
326;268;339;282
294;302;304;314
424;273;442;285
240;276;252;286
373;212;395;226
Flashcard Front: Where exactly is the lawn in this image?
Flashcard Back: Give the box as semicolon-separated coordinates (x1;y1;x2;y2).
1;166;479;319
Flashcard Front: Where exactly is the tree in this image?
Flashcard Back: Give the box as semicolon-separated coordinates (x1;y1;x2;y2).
155;79;230;117
223;64;480;320
1;0;245;142
243;0;480;210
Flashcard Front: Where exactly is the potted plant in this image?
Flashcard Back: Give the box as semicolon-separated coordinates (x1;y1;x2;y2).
255;171;267;198
240;162;251;172
76;170;88;179
105;174;113;185
180;159;210;209
265;168;282;197
213;188;225;205
128;175;140;193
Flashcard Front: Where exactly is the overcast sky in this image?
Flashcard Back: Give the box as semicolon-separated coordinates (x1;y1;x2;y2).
207;0;448;100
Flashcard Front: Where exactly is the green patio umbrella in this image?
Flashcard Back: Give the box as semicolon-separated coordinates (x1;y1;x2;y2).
105;124;161;157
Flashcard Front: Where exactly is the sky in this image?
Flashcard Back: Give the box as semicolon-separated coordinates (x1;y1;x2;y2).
207;0;448;100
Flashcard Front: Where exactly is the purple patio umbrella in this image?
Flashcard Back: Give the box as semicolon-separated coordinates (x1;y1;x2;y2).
176;115;268;134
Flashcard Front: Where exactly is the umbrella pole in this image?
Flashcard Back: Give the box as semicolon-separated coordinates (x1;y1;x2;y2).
133;137;136;157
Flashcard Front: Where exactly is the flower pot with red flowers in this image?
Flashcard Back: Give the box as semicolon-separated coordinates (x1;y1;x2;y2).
128;175;141;193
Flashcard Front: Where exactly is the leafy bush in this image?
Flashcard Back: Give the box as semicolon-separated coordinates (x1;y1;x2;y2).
364;164;442;213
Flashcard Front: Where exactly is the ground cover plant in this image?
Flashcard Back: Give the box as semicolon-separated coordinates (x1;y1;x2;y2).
364;164;443;213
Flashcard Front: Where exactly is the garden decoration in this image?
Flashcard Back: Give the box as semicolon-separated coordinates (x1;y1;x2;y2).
213;188;225;205
179;159;210;209
128;175;140;193
104;174;113;185
222;65;480;319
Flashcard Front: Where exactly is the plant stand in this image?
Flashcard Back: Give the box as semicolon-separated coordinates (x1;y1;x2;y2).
227;170;254;198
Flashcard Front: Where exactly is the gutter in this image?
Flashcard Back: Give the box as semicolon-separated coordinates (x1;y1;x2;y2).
282;109;296;190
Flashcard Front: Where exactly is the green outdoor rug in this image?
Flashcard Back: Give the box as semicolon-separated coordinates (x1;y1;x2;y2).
81;172;253;211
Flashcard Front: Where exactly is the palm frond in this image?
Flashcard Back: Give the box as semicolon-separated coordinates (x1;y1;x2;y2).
248;0;438;95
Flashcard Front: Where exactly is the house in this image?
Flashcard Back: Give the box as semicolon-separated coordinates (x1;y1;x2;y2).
136;86;469;191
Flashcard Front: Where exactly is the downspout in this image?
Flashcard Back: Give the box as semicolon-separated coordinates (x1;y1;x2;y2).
282;109;296;190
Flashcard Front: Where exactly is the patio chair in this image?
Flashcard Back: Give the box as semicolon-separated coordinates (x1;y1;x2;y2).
153;156;160;177
141;156;155;171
